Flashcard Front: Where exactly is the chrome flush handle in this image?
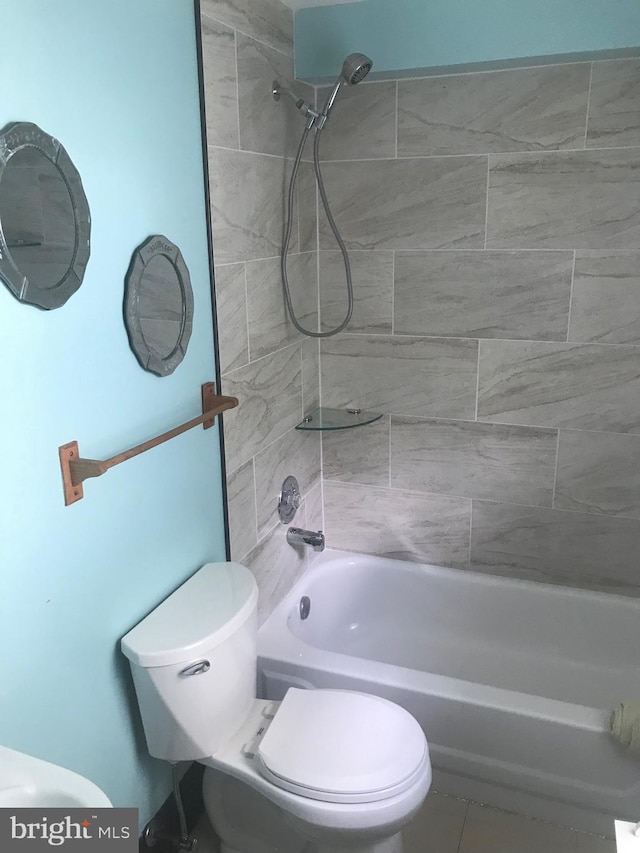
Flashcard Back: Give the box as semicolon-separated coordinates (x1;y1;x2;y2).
179;660;211;677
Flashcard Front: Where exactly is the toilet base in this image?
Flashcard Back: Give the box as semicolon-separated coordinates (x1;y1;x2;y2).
221;833;403;853
314;832;403;853
204;769;411;853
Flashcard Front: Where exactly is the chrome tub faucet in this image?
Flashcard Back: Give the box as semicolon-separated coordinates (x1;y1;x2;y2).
287;527;325;552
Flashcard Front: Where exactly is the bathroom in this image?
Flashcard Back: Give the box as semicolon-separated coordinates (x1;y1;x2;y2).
2;0;640;850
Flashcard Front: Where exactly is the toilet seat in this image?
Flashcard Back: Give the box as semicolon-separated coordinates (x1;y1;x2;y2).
255;688;428;804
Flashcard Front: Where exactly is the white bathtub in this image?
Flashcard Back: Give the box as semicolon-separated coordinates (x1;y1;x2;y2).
257;549;640;835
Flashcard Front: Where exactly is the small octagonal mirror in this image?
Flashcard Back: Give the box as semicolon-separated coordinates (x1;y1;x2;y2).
0;122;91;309
123;235;194;376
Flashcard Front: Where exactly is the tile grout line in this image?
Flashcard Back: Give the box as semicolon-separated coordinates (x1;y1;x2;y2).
223;337;305;377
394;80;399;159
233;29;242;151
552;428;561;510
251;457;259;560
299;344;305;421
315;134;321;331
313;329;640;348
483;155;491;250
567;249;577;343
474;339;481;421
583;61;595;148
296;158;301;258
362;55;598;86
315;236;321;335
200;12;294;63
298;140;640;164
455;798;471;853
215;247;623;262
318;477;635;520
243;262;251;363
388;415;392;490
391;250;396;335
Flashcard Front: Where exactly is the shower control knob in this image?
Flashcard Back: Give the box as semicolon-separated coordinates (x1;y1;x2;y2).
278;475;301;524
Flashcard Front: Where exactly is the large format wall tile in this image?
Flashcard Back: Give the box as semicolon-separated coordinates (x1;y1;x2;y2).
304;481;323;533
254;426;321;537
209;148;298;264
297;161;317;253
394;250;572;340
568;251;640;344
302;338;320;415
201;0;292;55
390;417;557;506
202;0;311;626
486;149;640;249
321;335;479;419
477;341;640;432
237;33;308;158
200;17;239;150
587;58;640;149
226;459;257;560
246;252;318;359
555;430;640;519
471;501;640;596
397;64;590;156
323;415;390;487
318;157;487;251
245;520;309;625
221;344;302;471
320;250;393;334
323;481;471;567
316;81;397;161
214;263;248;373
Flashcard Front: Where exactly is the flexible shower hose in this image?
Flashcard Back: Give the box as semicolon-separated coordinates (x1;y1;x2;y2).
281;124;354;338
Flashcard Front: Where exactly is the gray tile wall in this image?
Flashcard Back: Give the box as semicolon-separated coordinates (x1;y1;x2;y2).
317;59;640;597
200;0;321;620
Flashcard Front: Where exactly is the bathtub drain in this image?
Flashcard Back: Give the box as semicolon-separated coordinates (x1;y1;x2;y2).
299;595;311;620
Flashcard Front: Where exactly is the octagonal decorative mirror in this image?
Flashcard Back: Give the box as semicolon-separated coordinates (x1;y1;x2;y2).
0;122;91;309
123;235;194;376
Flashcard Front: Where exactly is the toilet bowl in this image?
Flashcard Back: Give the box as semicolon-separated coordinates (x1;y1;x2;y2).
121;562;431;853
202;690;431;852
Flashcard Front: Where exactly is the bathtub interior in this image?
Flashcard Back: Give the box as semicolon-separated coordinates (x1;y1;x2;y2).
257;550;640;834
283;552;640;709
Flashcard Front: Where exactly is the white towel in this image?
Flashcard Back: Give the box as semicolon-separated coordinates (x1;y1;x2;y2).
610;701;640;754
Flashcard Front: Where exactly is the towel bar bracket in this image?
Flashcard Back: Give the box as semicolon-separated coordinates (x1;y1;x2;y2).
58;382;238;506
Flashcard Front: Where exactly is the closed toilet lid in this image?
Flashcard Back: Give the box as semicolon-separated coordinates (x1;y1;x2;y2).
256;688;428;804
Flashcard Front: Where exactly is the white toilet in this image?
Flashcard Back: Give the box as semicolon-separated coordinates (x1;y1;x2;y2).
121;562;431;853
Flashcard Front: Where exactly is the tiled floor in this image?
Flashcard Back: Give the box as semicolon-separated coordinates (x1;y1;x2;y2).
191;792;617;853
404;793;616;853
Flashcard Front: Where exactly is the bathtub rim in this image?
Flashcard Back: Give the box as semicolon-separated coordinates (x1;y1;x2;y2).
256;548;640;836
258;547;631;729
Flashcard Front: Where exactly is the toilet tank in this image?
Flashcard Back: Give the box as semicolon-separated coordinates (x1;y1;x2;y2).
121;562;258;762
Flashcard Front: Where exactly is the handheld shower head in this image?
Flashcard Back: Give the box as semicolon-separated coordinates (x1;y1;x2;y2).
341;53;373;86
320;52;373;121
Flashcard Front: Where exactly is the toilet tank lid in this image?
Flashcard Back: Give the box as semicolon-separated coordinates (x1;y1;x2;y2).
121;562;258;668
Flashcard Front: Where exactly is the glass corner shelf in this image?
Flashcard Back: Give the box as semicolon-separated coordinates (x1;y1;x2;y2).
295;407;383;431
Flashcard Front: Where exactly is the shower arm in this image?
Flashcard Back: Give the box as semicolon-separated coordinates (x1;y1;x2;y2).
272;81;320;127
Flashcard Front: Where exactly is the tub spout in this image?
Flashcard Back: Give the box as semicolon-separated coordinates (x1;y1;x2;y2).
287;527;325;552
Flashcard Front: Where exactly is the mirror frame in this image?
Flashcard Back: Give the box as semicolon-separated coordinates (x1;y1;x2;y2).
123;235;194;376
0;121;91;309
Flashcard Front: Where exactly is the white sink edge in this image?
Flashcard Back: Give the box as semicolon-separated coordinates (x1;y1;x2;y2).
0;746;112;808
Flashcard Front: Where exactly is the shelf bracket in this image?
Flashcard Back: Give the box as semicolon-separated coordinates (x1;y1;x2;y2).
58;382;238;506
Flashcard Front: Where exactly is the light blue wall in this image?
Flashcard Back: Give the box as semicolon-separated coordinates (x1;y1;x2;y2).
295;0;640;81
0;0;225;827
